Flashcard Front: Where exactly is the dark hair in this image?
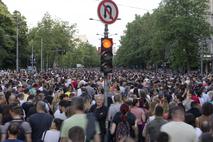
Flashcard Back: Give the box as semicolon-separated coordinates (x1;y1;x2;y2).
59;100;71;108
200;133;213;142
157;132;169;142
8;122;19;135
155;105;164;117
185;113;196;127
9;104;23;115
132;98;139;106
68;126;85;142
53;118;63;130
202;102;213;116
71;97;84;111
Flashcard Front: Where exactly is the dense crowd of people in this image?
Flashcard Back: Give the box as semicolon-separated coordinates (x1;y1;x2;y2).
0;69;213;142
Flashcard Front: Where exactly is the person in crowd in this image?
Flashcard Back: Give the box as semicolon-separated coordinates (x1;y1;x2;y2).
3;122;24;142
157;132;169;142
41;118;63;142
161;106;196;142
185;113;202;142
196;102;213;129
60;97;100;142
54;100;70;120
68;126;85;142
199;115;213;142
187;101;201;118
130;98;146;142
108;94;122;123
90;94;108;142
22;95;35;119
143;105;167;142
1;105;32;142
110;103;136;142
28;101;53;142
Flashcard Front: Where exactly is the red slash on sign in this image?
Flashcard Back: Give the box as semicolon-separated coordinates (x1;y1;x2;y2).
97;0;119;25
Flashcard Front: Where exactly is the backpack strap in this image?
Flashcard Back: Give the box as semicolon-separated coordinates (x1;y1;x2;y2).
41;131;47;142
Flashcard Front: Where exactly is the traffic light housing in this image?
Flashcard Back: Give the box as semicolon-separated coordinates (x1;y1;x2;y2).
101;38;113;75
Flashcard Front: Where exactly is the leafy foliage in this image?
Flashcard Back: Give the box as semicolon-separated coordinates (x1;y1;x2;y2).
116;0;211;71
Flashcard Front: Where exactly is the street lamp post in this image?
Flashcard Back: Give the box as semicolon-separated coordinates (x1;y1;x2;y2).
16;14;19;72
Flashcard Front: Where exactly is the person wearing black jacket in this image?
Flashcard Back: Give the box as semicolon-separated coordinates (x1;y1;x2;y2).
90;95;108;142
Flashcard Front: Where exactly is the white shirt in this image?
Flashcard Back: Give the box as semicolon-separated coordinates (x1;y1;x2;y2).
42;130;60;142
195;127;202;142
161;121;196;142
54;109;67;120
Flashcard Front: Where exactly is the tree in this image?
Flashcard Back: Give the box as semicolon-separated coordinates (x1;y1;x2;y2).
0;1;29;69
28;13;76;69
116;0;211;71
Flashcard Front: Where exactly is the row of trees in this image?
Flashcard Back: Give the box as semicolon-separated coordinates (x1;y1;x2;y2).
0;1;29;68
116;0;211;72
0;0;99;69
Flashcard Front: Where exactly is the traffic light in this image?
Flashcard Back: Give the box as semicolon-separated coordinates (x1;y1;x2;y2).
101;38;113;75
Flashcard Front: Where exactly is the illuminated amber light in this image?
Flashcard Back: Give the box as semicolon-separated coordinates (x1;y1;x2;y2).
102;39;112;48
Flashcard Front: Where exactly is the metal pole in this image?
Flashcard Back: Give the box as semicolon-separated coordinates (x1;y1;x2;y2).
16;16;19;72
32;43;34;69
104;24;109;142
104;24;109;107
201;41;204;75
41;38;43;72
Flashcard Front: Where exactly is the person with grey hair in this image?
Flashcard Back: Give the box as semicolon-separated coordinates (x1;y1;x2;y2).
28;101;53;142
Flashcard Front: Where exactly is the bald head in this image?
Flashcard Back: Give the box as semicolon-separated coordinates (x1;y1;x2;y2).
36;101;46;113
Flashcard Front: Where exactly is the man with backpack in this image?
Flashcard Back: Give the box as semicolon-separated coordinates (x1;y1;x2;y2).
1;104;32;142
110;103;136;142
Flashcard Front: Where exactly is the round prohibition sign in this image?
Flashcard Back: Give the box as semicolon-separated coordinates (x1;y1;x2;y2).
97;0;119;24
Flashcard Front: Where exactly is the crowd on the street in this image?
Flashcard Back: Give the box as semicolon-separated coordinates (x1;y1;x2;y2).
0;69;213;142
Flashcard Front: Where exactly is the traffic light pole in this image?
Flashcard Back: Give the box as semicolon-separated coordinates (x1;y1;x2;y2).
104;24;109;107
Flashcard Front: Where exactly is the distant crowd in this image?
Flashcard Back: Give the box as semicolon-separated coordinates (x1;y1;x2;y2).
0;69;213;142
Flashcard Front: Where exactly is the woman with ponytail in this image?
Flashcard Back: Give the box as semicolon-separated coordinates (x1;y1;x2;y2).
110;103;136;142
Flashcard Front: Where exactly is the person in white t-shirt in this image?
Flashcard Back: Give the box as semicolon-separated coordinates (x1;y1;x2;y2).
41;118;63;142
161;106;196;142
54;100;70;120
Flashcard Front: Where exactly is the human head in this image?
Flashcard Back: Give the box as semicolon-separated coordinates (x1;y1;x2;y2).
185;113;196;128
155;105;164;117
81;95;92;112
68;126;85;142
202;102;213;116
8;94;17;104
71;97;84;113
59;100;71;113
9;104;23;118
132;98;139;107
114;95;121;103
36;101;46;113
171;106;185;122
8;122;20;137
51;118;63;131
157;132;169;142
95;95;104;108
120;103;129;115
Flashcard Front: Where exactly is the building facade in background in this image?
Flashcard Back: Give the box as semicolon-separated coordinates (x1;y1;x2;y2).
203;0;213;73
